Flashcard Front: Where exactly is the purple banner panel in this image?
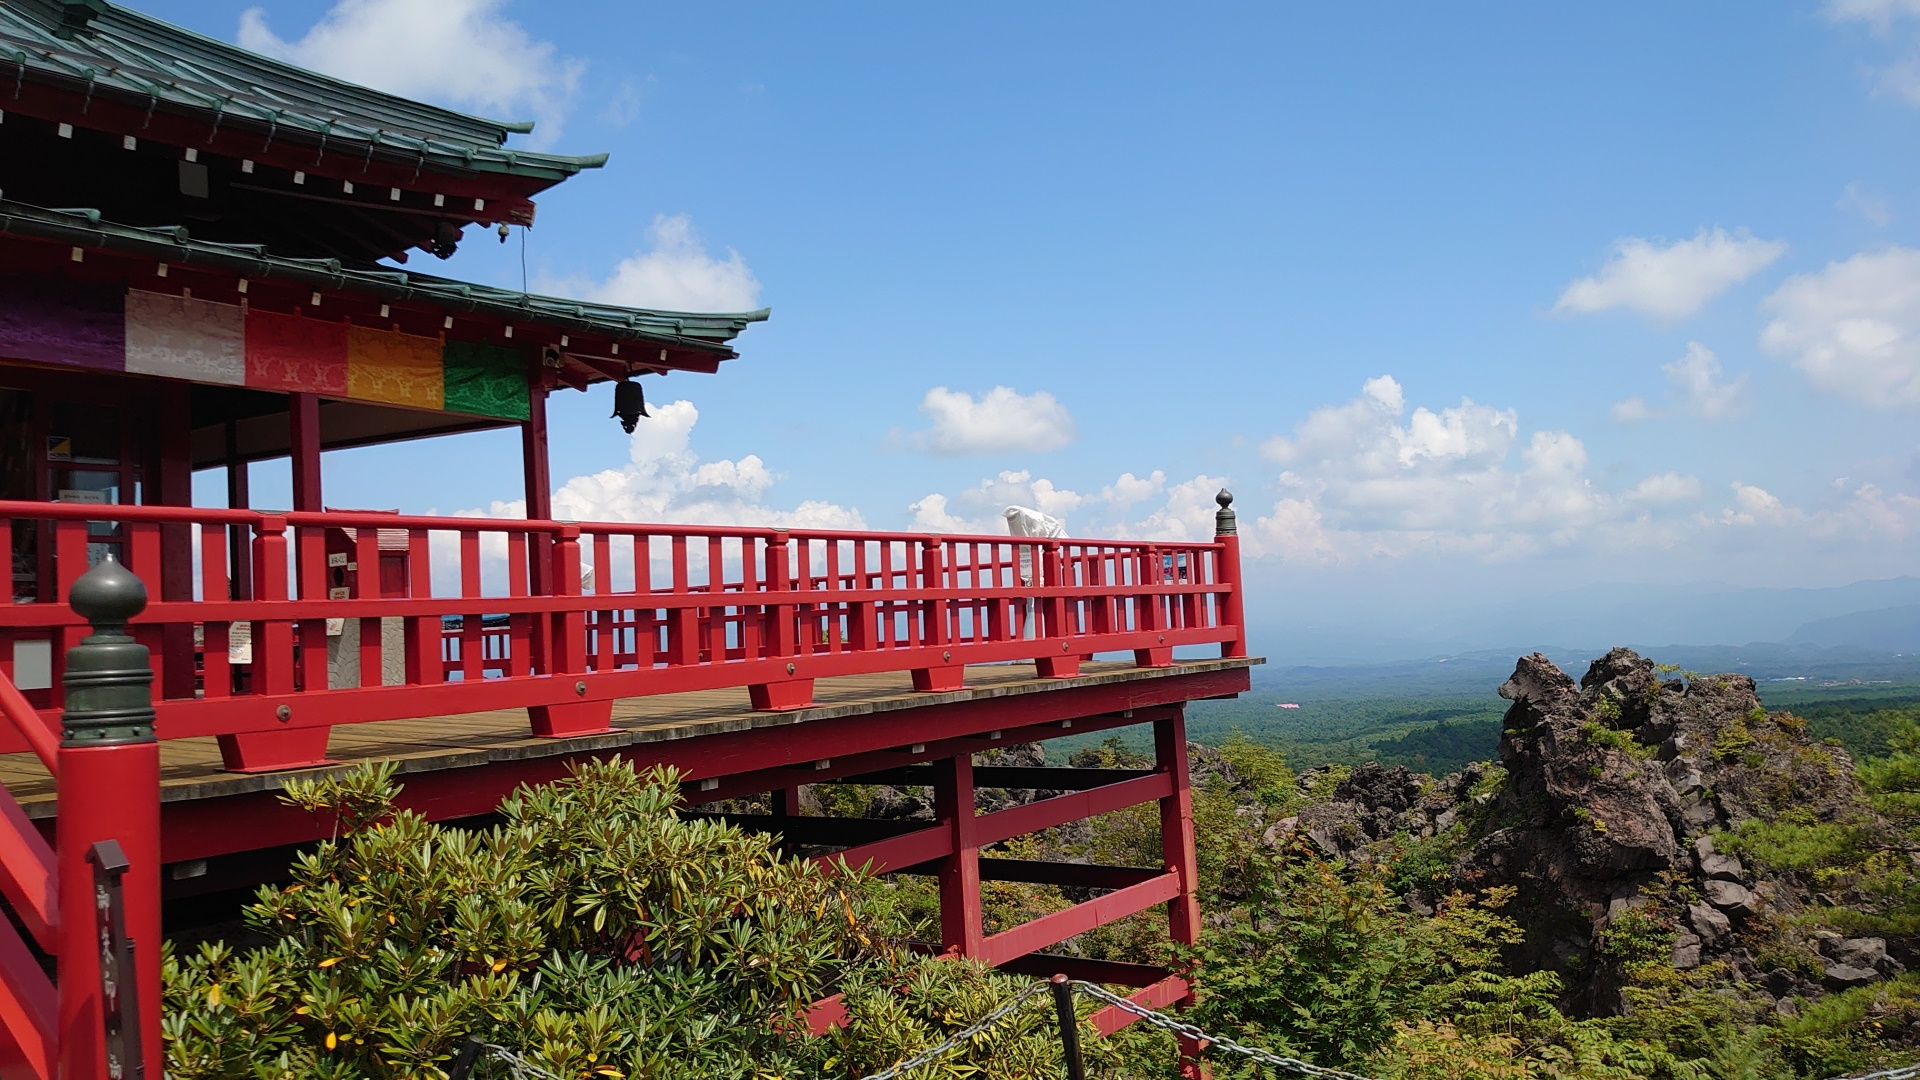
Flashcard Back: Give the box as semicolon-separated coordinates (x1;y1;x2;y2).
0;271;127;372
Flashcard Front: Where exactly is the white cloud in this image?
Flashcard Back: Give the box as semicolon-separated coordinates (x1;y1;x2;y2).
600;77;654;130
907;467;1225;543
1713;480;1919;541
1720;482;1793;527
1554;228;1787;319
1761;246;1920;408
1840;182;1895;226
910;469;1083;533
1631;473;1703;503
1611;396;1655;424
540;214;762;313
1824;1;1920;105
1248;376;1669;562
1609;343;1752;422
908;387;1077;456
1664;342;1752;420
464;399;862;532
1828;0;1920;29
238;0;582;146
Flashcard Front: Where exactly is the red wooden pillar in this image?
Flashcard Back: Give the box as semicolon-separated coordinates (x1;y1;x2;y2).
288;392;323;513
750;532;814;710
153;381;197;700
1035;541;1080;679
56;556;162;1080
1156;711;1206;1078
912;538;965;692
1213;490;1246;660
529;525;613;737
522;385;553;522
933;753;983;956
224;421;253;602
286;393;329;682
218;518;331;771
523;386;554;675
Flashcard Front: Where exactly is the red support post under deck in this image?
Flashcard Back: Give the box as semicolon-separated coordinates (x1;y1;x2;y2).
933;753;983;956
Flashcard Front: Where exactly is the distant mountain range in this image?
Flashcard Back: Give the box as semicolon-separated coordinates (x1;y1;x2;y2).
1244;576;1920;665
1787;604;1920;651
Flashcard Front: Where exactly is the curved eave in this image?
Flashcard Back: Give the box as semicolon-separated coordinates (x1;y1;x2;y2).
0;0;610;184
0;55;610;184
0;201;768;355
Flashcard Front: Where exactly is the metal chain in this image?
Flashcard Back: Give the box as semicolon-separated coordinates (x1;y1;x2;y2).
1067;981;1383;1080
474;1042;571;1080
460;982;1918;1080
1826;1066;1920;1080
854;980;1050;1080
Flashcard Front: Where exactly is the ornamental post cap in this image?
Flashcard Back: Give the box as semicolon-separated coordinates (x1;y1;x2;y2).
1214;489;1237;536
68;553;147;629
60;555;155;747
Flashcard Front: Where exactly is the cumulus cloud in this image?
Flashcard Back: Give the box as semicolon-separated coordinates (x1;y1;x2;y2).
1840;182;1895;226
1716;479;1920;541
464;399;862;531
238;0;582;145
1554;228;1787;319
1631;473;1703;503
1611;396;1656;424
1611;344;1751;422
907;468;1225;543
1667;342;1752;420
1761;246;1920;408
1249;375;1645;561
906;387;1077;456
1824;1;1920;104
1829;0;1920;28
540;214;762;313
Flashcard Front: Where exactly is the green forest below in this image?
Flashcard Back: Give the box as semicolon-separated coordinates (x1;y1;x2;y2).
1144;654;1920;778
159;648;1920;1079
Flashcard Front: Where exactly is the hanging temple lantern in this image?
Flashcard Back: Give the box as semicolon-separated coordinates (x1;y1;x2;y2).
612;377;649;433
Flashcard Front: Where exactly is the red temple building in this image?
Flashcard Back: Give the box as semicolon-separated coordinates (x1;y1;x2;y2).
0;2;1256;1076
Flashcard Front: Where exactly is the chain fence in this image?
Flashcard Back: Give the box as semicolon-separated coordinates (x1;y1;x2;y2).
449;977;1920;1080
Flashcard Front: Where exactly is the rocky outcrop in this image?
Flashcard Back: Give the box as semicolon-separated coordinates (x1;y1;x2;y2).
1283;648;1876;1015
1452;649;1869;1011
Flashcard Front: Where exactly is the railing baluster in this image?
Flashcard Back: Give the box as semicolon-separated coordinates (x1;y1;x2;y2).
705;535;725;664
356;527;382;688
632;533;655;667
668;535;695;666
739;535;761;660
295;524;328;694
198;524;231;699
459;530;483;683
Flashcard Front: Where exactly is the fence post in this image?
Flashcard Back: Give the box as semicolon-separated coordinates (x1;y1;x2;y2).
57;554;162;1080
529;525;613;737
1051;975;1088;1080
1213;490;1246;659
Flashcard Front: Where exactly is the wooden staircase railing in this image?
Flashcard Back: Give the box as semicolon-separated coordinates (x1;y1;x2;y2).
0;556;162;1080
0;669;55;1080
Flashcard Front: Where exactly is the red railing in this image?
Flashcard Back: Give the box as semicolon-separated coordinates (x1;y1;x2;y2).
0;501;1244;770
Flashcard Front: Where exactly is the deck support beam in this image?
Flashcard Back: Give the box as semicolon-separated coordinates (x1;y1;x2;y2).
933;753;983;956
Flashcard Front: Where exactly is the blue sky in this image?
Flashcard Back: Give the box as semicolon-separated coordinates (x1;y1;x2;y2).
171;0;1920;644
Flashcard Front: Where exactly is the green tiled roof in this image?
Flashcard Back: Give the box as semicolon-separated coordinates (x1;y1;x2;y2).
0;0;607;182
0;199;769;355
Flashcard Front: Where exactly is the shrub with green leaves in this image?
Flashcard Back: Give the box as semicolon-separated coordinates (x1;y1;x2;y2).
162;759;1092;1080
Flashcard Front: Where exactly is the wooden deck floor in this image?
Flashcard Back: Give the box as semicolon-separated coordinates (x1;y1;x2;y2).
2;658;1257;818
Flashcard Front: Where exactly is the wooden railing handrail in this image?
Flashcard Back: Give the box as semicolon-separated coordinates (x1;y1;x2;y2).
0;500;1224;552
0;498;1242;763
